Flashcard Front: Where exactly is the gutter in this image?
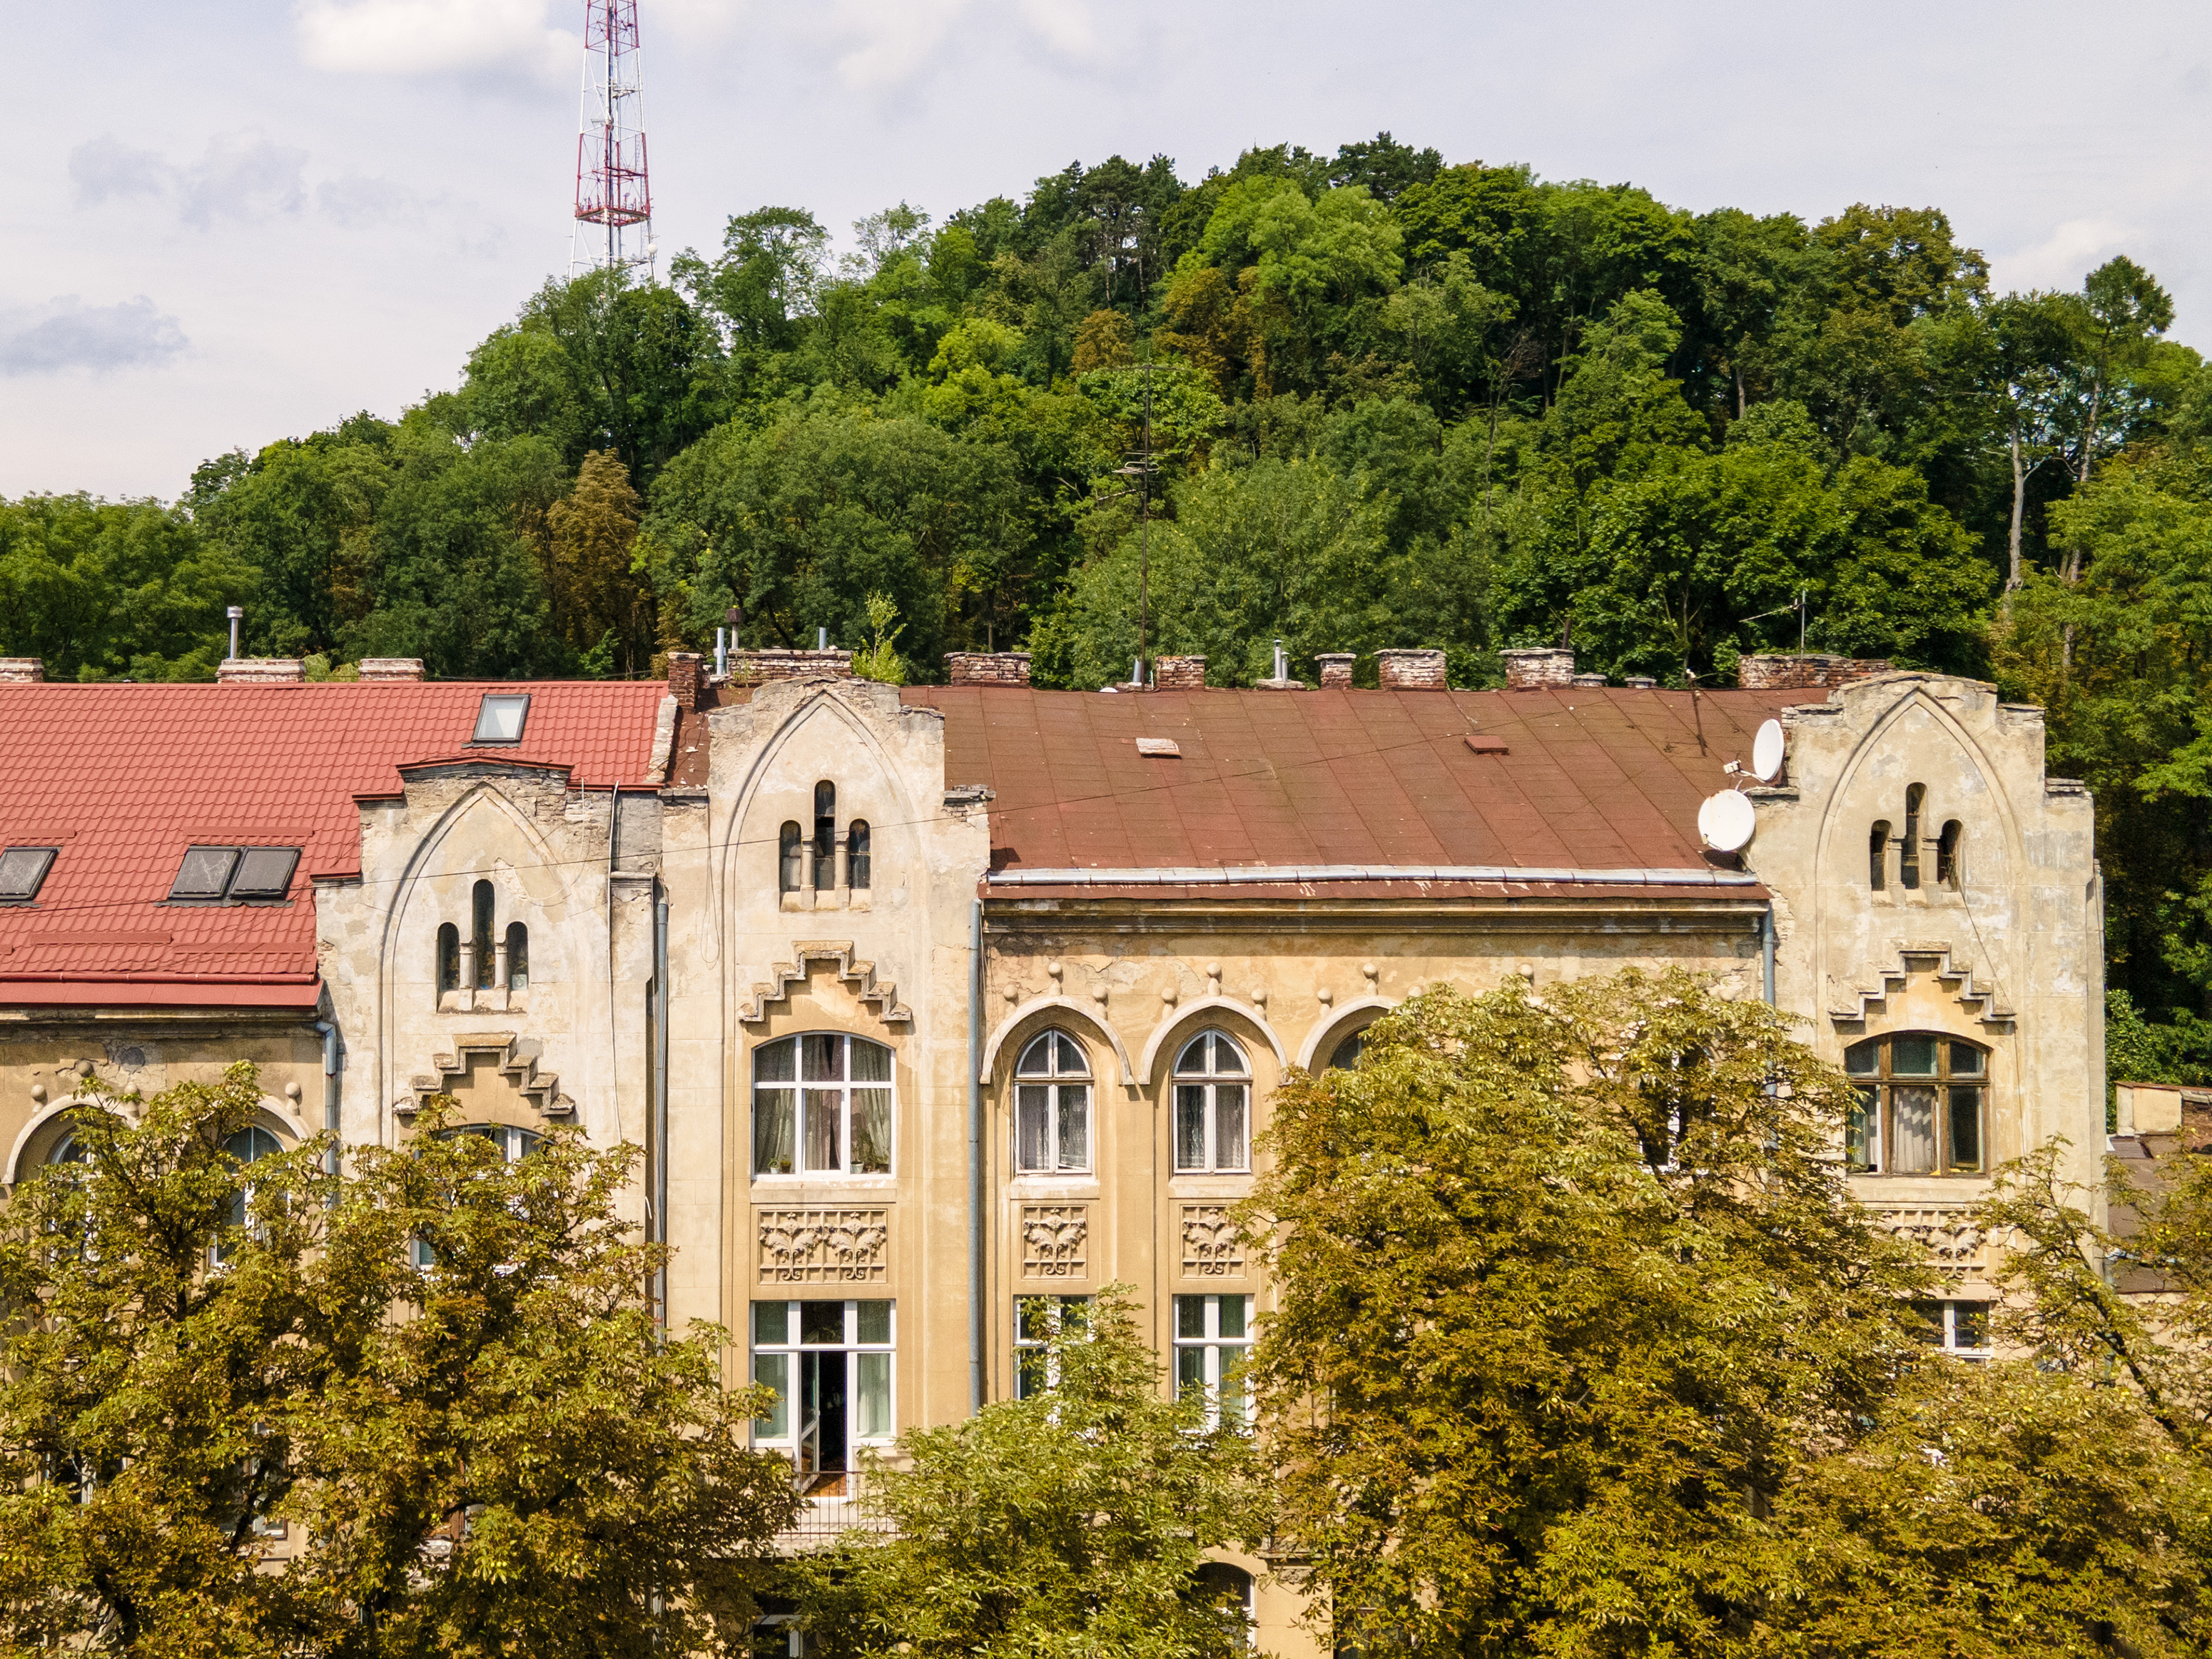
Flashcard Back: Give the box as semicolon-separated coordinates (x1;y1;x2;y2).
653;887;670;1333
968;900;984;1413
1761;903;1777;1005
984;864;1764;888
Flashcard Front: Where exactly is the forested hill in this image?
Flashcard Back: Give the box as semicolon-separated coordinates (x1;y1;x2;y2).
6;131;2212;1066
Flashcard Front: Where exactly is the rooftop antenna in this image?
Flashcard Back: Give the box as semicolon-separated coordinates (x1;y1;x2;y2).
570;0;656;282
1095;356;1157;685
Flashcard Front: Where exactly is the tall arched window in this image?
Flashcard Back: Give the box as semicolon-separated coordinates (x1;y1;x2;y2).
1843;1033;1986;1175
754;1034;893;1176
1937;821;1963;891
847;820;872;891
1174;1030;1250;1172
410;1125;542;1267
1868;821;1889;891
472;879;496;988
215;1125;283;1264
778;822;803;893
437;923;460;993
1015;1030;1090;1172
1326;1025;1373;1070
504;922;529;990
1899;786;1925;891
813;782;837;893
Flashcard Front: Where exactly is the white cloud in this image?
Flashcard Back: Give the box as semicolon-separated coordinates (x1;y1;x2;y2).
293;0;577;81
1992;215;2137;297
0;297;187;377
808;0;1102;90
69;136;171;205
69;133;307;229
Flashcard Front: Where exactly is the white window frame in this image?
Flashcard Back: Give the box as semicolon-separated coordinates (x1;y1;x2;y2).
1173;1030;1252;1173
749;1298;896;1471
1014;1030;1092;1174
1913;1297;1994;1361
1173;1292;1252;1428
1013;1294;1090;1399
751;1033;896;1177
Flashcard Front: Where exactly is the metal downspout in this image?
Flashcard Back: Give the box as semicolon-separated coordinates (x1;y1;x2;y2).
968;899;985;1412
654;888;670;1332
1762;903;1777;1005
314;1018;340;1177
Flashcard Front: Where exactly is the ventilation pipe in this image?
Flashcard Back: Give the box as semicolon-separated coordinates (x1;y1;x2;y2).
817;626;828;651
1272;638;1287;681
714;629;726;677
227;606;243;659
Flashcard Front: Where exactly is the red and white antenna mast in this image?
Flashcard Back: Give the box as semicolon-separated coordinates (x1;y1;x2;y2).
570;0;655;280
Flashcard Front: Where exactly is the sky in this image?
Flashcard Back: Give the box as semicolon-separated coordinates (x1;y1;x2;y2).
6;0;2211;501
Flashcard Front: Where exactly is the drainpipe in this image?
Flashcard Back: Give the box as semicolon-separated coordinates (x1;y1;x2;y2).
968;899;985;1412
1761;903;1777;1005
654;888;670;1332
313;1018;340;1177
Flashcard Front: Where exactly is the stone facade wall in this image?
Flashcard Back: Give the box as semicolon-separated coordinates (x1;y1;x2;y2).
946;652;1033;686
1737;653;1892;691
216;658;305;684
1376;649;1447;689
1501;648;1574;689
1153;655;1206;690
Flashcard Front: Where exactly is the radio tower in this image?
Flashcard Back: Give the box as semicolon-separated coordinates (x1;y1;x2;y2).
570;0;656;280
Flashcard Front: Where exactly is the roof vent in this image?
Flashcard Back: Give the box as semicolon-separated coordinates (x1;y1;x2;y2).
217;658;305;684
0;659;44;683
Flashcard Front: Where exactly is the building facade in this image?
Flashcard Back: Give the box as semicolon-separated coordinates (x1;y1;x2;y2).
0;646;2104;1645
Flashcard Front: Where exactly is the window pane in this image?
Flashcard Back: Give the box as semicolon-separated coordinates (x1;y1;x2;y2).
1175;1087;1207;1170
1175;1033;1214;1075
856;1301;891;1344
852;1088;891;1173
472;694;528;743
1017;1036;1053;1077
755;1039;796;1082
855;1352;891;1439
802;1035;844;1082
753;1353;789;1439
1949;1042;1984;1077
1177;1295;1207;1340
1329;1030;1365;1071
1891;1035;1937;1075
170;845;238;899
1176;1344;1206;1399
1842;1040;1879;1075
1057;1085;1089;1170
754;1300;790;1346
1016;1346;1047;1400
1891;1085;1937;1173
1016;1086;1050;1171
1054;1033;1086;1075
803;1091;842;1171
1219;1294;1247;1340
1214;1085;1248;1170
1018;1299;1052;1346
754;1090;795;1175
1948;1087;1982;1172
1219;1367;1246;1426
1953;1303;1991;1349
852;1040;891;1082
1847;1087;1877;1170
801;1302;846;1345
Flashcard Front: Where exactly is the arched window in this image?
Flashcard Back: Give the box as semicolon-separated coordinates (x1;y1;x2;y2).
1015;1030;1090;1172
1195;1562;1256;1641
1868;821;1889;891
778;822;803;894
472;879;496;988
1327;1028;1369;1070
1937;821;1963;891
1843;1033;1986;1175
410;1124;542;1266
1899;786;1925;891
813;782;837;893
437;923;460;993
215;1125;283;1264
1174;1030;1250;1172
754;1033;893;1176
847;820;872;891
504;922;529;990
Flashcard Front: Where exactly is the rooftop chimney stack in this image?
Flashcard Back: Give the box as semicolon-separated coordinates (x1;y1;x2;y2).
0;658;45;683
216;659;305;684
1153;655;1205;689
1376;649;1449;690
945;652;1033;687
1501;648;1574;689
357;659;425;682
1316;654;1355;688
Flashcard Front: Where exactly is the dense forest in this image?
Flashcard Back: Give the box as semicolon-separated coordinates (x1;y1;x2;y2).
6;132;2212;1071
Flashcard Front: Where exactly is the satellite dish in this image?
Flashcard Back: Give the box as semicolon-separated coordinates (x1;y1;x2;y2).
1751;719;1785;783
1700;788;1757;853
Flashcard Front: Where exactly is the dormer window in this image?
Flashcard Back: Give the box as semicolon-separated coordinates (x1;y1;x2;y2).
0;847;57;904
471;693;530;746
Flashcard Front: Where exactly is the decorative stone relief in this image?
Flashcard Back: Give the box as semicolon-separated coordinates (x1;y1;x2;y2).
1877;1205;1986;1268
1181;1204;1244;1277
1020;1204;1087;1279
758;1208;889;1283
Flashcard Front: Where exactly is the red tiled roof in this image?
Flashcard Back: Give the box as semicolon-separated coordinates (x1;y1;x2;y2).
901;685;1804;886
0;682;666;1005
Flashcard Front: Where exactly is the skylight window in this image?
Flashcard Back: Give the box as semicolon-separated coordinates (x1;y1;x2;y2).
472;693;530;745
0;847;57;903
167;846;302;903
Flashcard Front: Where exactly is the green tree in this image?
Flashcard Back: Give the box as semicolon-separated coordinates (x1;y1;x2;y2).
802;1286;1266;1659
546;448;652;676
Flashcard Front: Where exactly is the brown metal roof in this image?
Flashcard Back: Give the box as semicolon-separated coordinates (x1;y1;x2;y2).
901;685;1805;884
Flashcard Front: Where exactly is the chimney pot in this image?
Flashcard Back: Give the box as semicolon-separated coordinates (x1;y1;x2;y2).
357;658;425;682
217;657;305;684
1376;648;1449;691
1501;648;1574;690
0;658;45;683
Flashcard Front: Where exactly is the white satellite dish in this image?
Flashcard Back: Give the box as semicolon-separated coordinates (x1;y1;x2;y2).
1750;719;1785;783
1700;788;1757;853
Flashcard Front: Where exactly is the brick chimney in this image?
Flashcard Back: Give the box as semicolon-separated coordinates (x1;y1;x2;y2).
1376;649;1448;691
667;651;705;711
1153;655;1206;690
1736;653;1892;692
1501;648;1573;689
1315;654;1355;688
0;658;44;683
945;651;1033;687
217;658;305;684
728;649;854;684
1571;672;1608;688
357;658;425;682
